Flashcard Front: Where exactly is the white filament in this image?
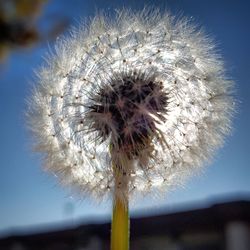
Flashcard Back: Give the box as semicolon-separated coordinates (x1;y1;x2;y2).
27;9;234;202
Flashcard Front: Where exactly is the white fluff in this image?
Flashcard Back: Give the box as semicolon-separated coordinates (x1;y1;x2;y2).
27;9;235;203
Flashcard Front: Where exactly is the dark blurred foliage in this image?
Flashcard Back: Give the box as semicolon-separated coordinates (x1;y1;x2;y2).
0;0;68;61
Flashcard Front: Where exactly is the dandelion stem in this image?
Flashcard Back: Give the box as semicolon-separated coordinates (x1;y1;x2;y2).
111;184;130;250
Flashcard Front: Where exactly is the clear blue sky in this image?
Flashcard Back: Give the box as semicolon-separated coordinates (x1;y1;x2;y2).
1;0;250;236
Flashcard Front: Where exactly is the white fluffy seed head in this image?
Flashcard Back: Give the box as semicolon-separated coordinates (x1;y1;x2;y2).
27;9;235;203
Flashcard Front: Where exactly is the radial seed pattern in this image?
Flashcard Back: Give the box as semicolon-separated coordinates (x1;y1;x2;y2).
28;9;234;201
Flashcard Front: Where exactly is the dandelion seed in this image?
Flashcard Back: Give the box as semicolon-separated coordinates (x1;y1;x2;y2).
27;8;234;250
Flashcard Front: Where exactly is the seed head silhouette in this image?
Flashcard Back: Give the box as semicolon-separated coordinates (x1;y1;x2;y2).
27;9;234;204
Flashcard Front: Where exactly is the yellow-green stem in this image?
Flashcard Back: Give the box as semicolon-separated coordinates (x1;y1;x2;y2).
111;192;129;250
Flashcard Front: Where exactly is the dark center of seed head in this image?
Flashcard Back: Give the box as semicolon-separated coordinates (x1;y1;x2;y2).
90;75;168;155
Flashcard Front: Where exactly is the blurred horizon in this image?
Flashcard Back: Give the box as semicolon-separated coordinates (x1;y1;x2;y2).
1;0;250;239
1;192;250;239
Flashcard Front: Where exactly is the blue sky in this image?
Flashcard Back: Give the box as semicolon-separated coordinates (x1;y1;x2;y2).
1;0;250;236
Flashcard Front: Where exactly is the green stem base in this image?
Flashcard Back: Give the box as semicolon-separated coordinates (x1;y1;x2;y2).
111;196;129;250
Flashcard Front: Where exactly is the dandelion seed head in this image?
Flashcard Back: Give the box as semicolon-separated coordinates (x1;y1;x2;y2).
27;9;235;202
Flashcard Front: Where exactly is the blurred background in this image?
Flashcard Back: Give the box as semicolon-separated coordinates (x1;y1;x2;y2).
0;0;250;249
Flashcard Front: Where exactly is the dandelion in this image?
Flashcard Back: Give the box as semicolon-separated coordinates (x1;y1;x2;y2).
27;9;234;250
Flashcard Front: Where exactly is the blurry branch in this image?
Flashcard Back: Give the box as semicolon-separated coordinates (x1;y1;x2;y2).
0;0;69;61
